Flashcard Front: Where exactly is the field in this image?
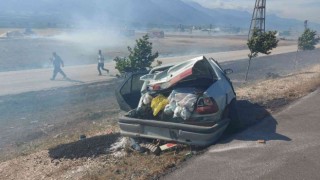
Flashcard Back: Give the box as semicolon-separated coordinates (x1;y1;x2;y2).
0;28;296;72
0;28;319;179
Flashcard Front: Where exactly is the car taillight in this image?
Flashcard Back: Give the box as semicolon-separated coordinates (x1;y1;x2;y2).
196;97;219;114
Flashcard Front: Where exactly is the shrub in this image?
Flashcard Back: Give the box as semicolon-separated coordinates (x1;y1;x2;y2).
298;28;320;50
114;34;159;74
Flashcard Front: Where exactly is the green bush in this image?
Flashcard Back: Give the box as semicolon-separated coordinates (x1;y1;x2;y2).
298;28;320;50
113;57;131;74
114;34;159;74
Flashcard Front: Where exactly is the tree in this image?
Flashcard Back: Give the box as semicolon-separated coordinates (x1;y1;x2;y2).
114;34;159;74
245;28;279;81
298;28;319;50
294;28;319;69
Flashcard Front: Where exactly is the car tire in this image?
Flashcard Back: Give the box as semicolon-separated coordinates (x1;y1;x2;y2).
224;98;242;133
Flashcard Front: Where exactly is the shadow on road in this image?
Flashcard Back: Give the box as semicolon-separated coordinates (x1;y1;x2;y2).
54;78;85;83
65;78;85;83
222;100;291;143
48;133;120;159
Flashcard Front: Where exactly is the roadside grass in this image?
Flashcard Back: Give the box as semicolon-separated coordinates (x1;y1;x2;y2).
81;150;189;180
1;65;320;180
236;65;320;112
33;28;68;36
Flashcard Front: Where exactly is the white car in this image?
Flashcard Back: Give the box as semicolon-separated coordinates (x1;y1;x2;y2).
115;56;238;146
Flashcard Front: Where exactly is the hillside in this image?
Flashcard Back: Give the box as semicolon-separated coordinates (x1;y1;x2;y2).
0;0;317;30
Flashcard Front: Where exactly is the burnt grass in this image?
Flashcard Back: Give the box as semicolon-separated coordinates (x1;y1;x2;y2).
49;133;120;159
0;79;121;162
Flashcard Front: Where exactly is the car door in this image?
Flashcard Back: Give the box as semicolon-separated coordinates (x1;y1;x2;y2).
115;72;148;112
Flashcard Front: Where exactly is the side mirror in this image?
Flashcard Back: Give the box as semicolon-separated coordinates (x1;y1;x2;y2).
224;69;233;75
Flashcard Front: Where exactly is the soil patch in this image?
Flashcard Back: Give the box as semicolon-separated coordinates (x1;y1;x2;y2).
49;133;120;159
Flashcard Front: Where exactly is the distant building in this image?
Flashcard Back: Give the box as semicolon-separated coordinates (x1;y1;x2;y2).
23;28;35;36
147;30;164;38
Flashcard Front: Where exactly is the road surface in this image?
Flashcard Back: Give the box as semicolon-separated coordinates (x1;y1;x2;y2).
164;89;320;180
0;44;319;96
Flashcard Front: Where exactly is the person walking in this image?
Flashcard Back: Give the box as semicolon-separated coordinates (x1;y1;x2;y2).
50;52;67;80
97;49;109;75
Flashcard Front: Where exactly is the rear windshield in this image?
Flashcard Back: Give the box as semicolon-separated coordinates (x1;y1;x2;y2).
153;69;168;79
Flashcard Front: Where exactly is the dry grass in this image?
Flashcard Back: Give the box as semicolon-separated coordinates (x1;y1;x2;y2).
82;150;189;180
32;28;68;36
236;65;320;112
0;28;68;36
0;28;19;35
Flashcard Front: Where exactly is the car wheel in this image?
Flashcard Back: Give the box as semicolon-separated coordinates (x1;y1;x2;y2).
224;99;242;132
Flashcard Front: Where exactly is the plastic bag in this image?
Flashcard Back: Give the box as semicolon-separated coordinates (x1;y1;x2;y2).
164;104;173;115
168;88;199;120
173;106;183;118
151;94;169;116
142;93;153;105
178;94;197;111
181;107;192;120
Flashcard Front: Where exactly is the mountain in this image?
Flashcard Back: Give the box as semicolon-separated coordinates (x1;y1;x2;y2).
184;1;251;27
0;0;318;30
184;1;320;31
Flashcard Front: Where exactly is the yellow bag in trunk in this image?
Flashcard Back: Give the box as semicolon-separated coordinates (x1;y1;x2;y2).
151;94;169;116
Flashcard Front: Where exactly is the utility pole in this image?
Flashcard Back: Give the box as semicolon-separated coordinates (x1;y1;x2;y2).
248;0;266;39
304;20;308;30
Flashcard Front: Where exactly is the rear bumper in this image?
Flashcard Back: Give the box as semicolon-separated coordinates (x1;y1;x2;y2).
118;116;230;146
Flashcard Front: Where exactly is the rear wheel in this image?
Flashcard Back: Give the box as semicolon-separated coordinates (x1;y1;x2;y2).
224;99;242;133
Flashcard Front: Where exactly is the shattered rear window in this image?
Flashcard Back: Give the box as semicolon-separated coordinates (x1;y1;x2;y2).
193;60;218;80
154;69;169;80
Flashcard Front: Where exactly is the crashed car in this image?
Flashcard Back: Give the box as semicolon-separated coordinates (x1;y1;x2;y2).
115;56;238;146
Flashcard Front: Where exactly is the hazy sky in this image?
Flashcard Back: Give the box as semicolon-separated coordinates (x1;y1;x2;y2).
190;0;320;23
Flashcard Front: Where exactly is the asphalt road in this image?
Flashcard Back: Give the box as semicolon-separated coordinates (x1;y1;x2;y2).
164;89;320;180
1;44;319;96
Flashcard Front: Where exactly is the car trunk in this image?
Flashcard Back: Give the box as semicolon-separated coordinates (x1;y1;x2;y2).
115;56;230;146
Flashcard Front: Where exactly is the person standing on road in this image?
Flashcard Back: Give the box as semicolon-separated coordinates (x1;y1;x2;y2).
97;49;109;75
50;52;67;80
